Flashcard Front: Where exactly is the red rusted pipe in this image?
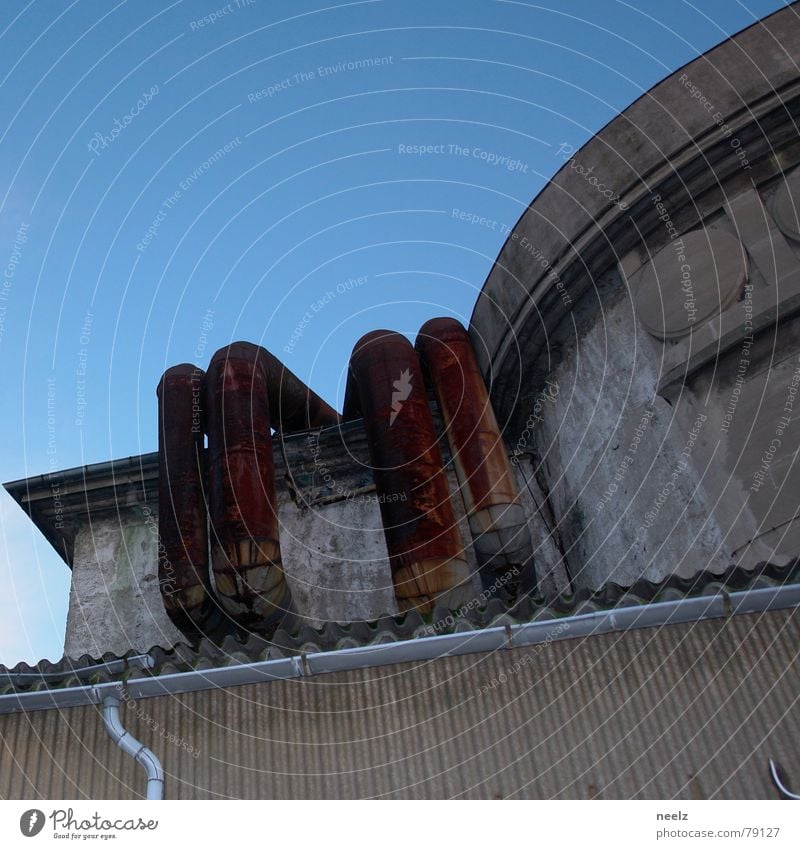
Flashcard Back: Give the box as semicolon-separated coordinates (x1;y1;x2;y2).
157;364;212;634
205;342;290;633
416;318;533;589
262;350;340;431
348;330;471;612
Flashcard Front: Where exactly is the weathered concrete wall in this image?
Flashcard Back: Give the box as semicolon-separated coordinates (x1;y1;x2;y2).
512;463;573;595
515;189;800;588
64;489;403;656
277;489;398;627
65;514;183;658
471;6;800;591
677;312;800;570
528;279;731;589
280;467;488;628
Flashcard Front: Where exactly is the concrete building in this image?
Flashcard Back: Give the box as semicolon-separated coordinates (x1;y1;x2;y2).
2;3;800;800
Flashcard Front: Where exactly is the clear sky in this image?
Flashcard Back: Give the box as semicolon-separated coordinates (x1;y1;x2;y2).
0;0;789;665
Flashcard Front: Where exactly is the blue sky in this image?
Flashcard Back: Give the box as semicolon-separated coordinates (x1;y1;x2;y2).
0;0;788;665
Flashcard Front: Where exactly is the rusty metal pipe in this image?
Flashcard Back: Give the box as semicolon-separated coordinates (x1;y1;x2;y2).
262;350;340;431
157;364;212;634
206;342;291;633
348;330;472;612
416;318;533;590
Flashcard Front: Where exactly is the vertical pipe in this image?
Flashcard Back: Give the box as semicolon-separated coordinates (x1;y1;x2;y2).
102;695;165;800
348;330;472;612
206;343;291;633
157;364;212;634
416;318;533;591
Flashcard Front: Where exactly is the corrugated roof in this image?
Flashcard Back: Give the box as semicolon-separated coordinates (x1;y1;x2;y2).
2;607;798;798
2;558;798;697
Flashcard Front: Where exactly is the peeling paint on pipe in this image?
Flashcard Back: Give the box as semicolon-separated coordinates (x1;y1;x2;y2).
348;330;472;612
417;318;533;590
206;343;290;633
157;364;212;634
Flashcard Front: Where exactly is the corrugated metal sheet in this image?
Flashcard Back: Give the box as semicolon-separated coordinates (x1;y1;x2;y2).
1;609;798;799
4;558;799;692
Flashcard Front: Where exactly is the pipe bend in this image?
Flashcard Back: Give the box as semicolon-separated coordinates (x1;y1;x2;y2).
208;342;340;431
160;342;340;636
102;695;165;800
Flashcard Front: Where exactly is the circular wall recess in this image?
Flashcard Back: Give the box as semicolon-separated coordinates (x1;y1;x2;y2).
634;228;748;340
772;168;800;242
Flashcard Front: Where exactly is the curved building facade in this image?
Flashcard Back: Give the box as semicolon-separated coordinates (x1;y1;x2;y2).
472;7;800;589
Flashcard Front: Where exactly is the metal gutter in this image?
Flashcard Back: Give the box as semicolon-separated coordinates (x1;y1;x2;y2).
2;421;366;502
0;654;154;685
3;454;159;501
1;583;798;716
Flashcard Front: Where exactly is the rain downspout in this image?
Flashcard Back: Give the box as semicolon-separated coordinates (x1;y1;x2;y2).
102;694;165;801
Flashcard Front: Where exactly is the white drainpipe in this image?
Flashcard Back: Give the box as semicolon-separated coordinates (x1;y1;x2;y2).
102;695;164;800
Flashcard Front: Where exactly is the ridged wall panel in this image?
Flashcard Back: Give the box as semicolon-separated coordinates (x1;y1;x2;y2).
1;609;798;799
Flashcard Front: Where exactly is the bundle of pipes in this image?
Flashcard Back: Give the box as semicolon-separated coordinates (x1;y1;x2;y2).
345;330;473;613
157;320;534;637
158;343;340;637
